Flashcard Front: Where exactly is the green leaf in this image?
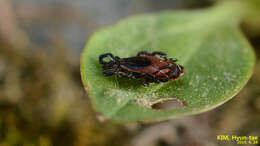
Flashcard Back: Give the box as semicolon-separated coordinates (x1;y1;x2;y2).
80;2;255;122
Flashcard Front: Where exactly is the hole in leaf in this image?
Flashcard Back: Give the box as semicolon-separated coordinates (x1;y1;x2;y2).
151;98;185;110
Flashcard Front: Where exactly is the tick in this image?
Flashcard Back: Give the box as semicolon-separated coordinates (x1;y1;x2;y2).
99;51;184;86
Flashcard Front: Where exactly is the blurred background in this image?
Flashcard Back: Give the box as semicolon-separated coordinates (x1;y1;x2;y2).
0;0;259;146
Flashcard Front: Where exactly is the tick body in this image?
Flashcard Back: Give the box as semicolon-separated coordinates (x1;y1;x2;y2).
99;51;184;86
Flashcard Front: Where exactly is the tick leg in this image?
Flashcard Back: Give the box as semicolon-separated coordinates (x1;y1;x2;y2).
99;53;116;64
147;73;160;83
136;79;149;87
168;58;178;63
127;72;133;77
118;71;132;78
132;73;153;86
132;73;144;78
133;73;155;79
137;51;151;56
143;73;160;86
103;70;116;76
103;64;113;70
115;56;120;60
151;51;168;61
145;73;156;78
142;82;149;87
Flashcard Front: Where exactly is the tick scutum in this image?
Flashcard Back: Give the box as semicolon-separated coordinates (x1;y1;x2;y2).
120;57;151;70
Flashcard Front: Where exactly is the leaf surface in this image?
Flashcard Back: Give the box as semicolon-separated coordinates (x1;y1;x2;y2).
81;5;255;122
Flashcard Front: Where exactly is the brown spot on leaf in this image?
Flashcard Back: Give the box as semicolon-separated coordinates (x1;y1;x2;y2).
135;97;186;110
